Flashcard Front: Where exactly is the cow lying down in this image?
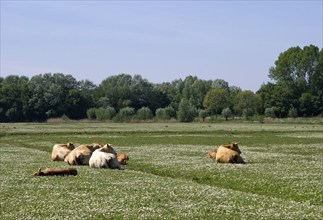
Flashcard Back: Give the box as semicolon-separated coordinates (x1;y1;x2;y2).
89;145;123;170
51;142;75;161
64;143;105;166
116;153;129;165
33;168;77;176
216;142;245;164
207;150;217;159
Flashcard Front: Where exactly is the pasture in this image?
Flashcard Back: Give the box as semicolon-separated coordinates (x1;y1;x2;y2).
0;122;322;219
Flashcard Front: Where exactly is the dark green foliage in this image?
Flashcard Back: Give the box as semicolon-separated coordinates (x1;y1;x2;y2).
233;90;261;117
65;89;91;119
0;75;30;122
86;108;96;120
86;107;117;121
96;74;156;112
261;45;323;117
177;99;197;122
0;73;94;121
155;79;184;111
155;108;168;120
95;107;116;121
182;75;212;109
203;88;230;116
28;73;79;120
221;107;232;121
288;106;298;118
114;107;135;122
0;45;322;122
265;107;276;118
136;107;153;120
156;106;176;120
199;109;208;122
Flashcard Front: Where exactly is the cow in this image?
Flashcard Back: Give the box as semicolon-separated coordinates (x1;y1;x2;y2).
91;143;104;149
207;150;217;159
64;144;100;165
215;142;245;164
65;143;116;166
116;153;129;165
101;143;117;155
51;142;75;161
89;146;122;170
33;168;77;176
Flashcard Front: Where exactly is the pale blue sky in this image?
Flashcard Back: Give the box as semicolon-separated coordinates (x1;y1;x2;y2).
1;0;322;91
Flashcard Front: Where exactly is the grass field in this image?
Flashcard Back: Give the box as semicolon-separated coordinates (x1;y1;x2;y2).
0;122;322;219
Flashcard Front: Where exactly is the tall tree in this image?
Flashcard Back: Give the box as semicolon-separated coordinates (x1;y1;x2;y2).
149;86;171;114
155;79;184;110
234;90;261;117
65;89;91;119
28;73;79;120
311;48;323;115
257;83;276;112
130;74;155;109
0;75;30;122
177;99;196;122
268;45;321;116
97;74;134;110
211;79;230;92
97;74;156;111
182;75;212;109
299;92;314;117
78;79;97;107
203;88;230;116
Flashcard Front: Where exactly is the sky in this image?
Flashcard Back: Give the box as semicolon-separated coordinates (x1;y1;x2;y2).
1;0;322;92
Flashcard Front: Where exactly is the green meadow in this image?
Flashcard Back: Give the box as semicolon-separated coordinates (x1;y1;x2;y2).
0;122;322;219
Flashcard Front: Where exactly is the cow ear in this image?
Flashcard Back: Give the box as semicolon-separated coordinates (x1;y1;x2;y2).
38;168;41;172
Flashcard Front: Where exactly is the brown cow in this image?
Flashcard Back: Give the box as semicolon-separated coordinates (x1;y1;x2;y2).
64;144;100;165
51;142;75;161
207;150;217;159
116;153;129;165
215;142;245;164
65;143;116;166
33;168;77;176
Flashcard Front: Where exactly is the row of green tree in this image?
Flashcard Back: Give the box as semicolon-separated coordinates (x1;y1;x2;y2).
1;45;322;122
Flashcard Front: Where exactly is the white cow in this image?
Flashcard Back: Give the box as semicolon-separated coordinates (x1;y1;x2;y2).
89;145;122;170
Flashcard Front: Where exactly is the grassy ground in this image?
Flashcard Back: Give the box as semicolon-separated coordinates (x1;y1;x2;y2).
0;122;322;219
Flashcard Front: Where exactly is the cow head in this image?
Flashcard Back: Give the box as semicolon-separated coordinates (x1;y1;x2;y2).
91;143;103;148
100;144;117;155
33;168;45;176
223;142;241;154
67;142;75;150
87;143;103;152
117;153;129;165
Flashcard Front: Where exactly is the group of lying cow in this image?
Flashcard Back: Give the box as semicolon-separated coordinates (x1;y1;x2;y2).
33;143;129;176
33;141;244;176
207;142;245;164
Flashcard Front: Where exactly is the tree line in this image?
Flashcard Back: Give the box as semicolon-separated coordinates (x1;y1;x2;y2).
1;45;322;122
